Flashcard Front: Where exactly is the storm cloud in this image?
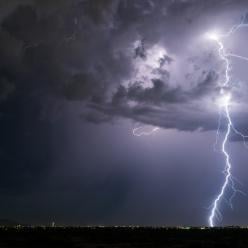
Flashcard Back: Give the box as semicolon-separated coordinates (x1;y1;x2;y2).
0;0;248;134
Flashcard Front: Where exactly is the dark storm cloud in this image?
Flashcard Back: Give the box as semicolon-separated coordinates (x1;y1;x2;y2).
0;0;247;132
111;70;218;106
87;100;218;131
134;39;146;59
81;67;220;131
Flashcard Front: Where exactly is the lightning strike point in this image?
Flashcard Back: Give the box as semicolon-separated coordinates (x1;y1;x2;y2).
206;31;220;41
217;93;231;107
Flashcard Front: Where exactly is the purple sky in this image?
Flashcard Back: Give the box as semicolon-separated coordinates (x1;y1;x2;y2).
0;0;248;226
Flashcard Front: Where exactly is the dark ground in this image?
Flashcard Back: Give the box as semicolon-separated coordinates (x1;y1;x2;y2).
0;227;248;247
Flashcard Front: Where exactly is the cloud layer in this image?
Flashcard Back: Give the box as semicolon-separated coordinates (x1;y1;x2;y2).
0;0;248;132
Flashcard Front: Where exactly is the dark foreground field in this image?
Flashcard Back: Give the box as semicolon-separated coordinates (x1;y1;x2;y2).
0;227;248;247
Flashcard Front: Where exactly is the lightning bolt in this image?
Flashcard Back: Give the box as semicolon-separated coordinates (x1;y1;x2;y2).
131;17;248;227
132;125;160;136
207;19;248;227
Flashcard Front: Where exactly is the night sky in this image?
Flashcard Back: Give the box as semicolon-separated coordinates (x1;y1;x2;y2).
1;0;248;226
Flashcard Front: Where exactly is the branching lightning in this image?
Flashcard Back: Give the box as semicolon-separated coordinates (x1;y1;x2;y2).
207;19;248;227
132;18;248;227
133;126;160;136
